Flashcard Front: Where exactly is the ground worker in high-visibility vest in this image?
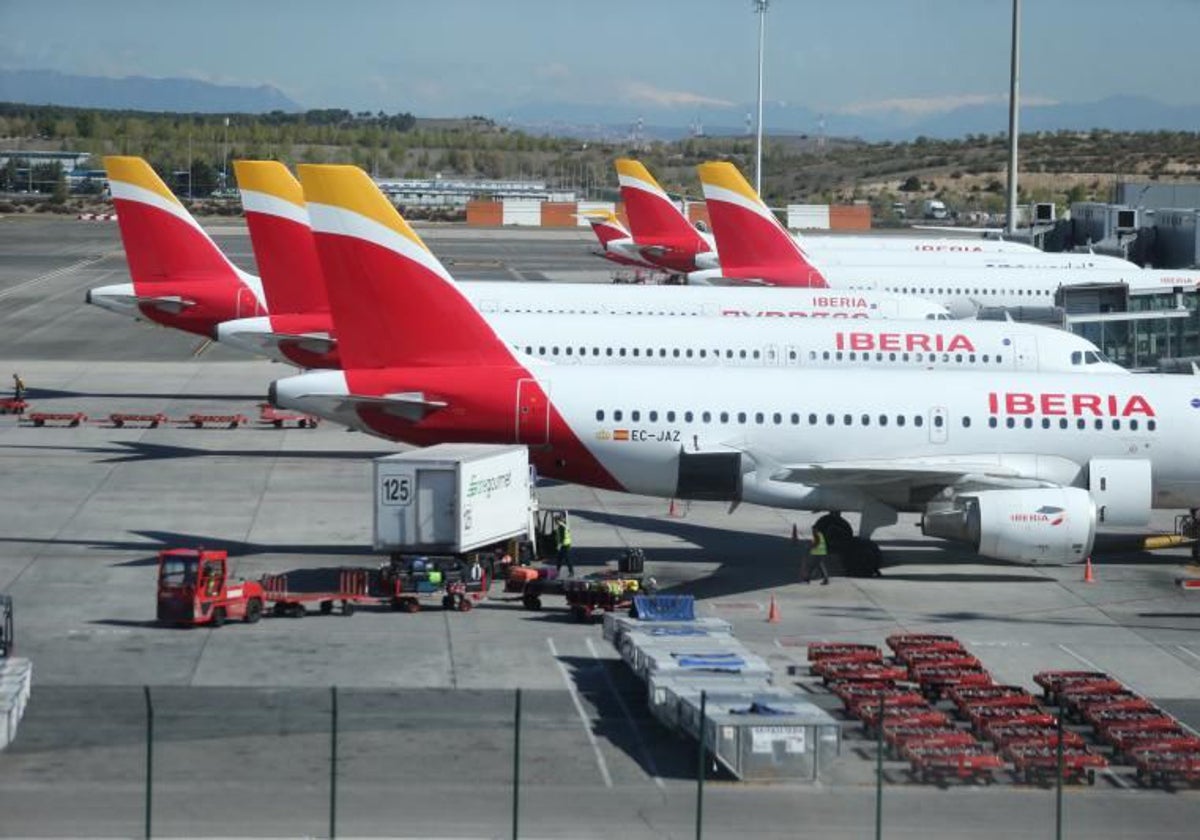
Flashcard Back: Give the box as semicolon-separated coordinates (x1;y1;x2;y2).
802;526;831;585
554;513;575;578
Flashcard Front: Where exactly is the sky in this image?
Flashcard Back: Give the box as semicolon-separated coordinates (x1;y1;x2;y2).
3;0;1200;120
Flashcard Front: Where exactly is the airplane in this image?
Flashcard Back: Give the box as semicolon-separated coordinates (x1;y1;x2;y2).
217;163;1117;378
86;156;267;337
270;164;1197;567
232;160;339;369
692;161;1200;316
578;210;660;270
615;158;719;273
90;157;946;349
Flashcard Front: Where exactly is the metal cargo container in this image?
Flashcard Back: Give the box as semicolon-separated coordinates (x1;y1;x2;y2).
602;613;733;646
672;686;842;781
373;444;532;554
634;641;772;684
622;634;749;678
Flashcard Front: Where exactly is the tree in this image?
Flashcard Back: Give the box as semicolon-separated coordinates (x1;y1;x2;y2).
898;175;921;192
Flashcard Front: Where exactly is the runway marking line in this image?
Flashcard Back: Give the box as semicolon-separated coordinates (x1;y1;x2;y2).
547;637;614;788
585;636;666;790
0;252;114;301
1175;645;1200;665
1056;643;1106;673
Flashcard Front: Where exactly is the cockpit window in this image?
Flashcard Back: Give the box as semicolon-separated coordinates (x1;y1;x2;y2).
1071;351;1083;365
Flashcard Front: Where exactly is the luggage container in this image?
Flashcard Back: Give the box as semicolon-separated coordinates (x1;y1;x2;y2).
947;685;1032;714
602;612;732;646
819;661;908;685
807;642;881;663
905;742;1005;784
632;640;771;684
672;687;841;782
886;633;960;654
1033;670;1115;703
373;444;532;555
620;627;739;670
1004;742;1107;785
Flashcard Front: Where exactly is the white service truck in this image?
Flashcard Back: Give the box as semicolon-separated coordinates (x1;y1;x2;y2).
922;199;949;220
373;444;534;554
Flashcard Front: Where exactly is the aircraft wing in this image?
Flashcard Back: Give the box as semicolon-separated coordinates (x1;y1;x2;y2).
289;391;448;426
766;455;1076;493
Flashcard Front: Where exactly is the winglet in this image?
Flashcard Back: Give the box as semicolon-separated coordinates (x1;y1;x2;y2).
234;160;329;315
298;164;515;370
615;158;708;251
696;161;828;288
104;155;252;289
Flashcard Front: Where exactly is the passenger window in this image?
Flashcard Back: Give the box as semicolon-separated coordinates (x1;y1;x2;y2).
1024;418;1033;429
1006;417;1015;428
684;411;693;422
961;417;971;428
1077;419;1086;429
1129;419;1138;430
773;413;783;424
632;348;639;357
1094;419;1103;430
879;415;888;426
565;347;573;356
667;411;676;422
861;414;871;426
1059;418;1068;429
596;410;605;421
686;349;694;358
737;412;747;424
752;350;761;360
807;413;816;425
897;416;906;427
618;348;626;357
631;411;641;421
849;352;857;361
826;414;835;426
843;414;852;426
673;349;681;358
614;410;623;421
1111;419;1120;430
605;348;613;357
988;417;997;428
756;413;765;424
914;416;924;427
935;415;944;428
1149;420;1157;431
720;412;729;423
702;412;711;423
1042;418;1050;429
552;347;559;356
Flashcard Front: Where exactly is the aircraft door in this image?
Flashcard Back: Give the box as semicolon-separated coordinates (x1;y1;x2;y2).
763;344;780;366
516;378;550;445
1008;335;1036;370
928;406;948;444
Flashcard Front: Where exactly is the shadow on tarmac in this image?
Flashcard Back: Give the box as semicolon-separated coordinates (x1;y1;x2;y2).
0;440;395;463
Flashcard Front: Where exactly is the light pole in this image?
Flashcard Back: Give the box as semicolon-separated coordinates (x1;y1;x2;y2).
753;0;769;195
1004;0;1021;237
222;117;230;191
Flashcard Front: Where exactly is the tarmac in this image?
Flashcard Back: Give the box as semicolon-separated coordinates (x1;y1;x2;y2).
0;216;1198;838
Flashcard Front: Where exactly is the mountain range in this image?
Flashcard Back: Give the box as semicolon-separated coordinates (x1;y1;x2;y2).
2;69;1197;142
0;69;301;113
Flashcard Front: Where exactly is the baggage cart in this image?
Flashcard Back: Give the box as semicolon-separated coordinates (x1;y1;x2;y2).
886;633;960;654
894;645;969;667
946;684;1032;714
830;680;906;705
1033;670;1114;703
884;725;965;759
1078;698;1159;728
905;743;1005;784
988;724;1085;750
185;413;248;428
1005;742;1108;785
860;704;949;737
810;649;885;678
820;661;908;686
26;411;86;427
109;412;168;428
1105;722;1192;758
911;664;992;699
1132;744;1200;789
257;402;319;428
0;398;27;415
965;699;1046;731
807;642;881;663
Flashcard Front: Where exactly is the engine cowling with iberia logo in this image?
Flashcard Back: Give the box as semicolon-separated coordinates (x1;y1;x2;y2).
922;488;1097;564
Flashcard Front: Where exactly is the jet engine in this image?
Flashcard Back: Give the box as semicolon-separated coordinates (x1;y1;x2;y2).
922;488;1097;564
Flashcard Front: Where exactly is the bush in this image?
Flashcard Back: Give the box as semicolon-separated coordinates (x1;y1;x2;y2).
898;175;921;192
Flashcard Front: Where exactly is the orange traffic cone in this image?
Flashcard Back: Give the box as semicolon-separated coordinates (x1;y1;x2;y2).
1083;556;1095;584
767;594;781;623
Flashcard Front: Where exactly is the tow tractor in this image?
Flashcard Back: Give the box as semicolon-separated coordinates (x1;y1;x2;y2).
156;548;265;626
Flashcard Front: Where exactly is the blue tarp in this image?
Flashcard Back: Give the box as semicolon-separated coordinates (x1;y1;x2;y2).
730;702;791;716
676;656;747;670
632;595;695;621
648;627;709;636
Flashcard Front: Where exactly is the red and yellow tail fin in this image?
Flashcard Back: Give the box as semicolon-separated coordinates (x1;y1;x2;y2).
615;158;708;251
297;164;514;370
234;160;328;315
696;161;828;288
581;209;630;247
104;156;258;295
